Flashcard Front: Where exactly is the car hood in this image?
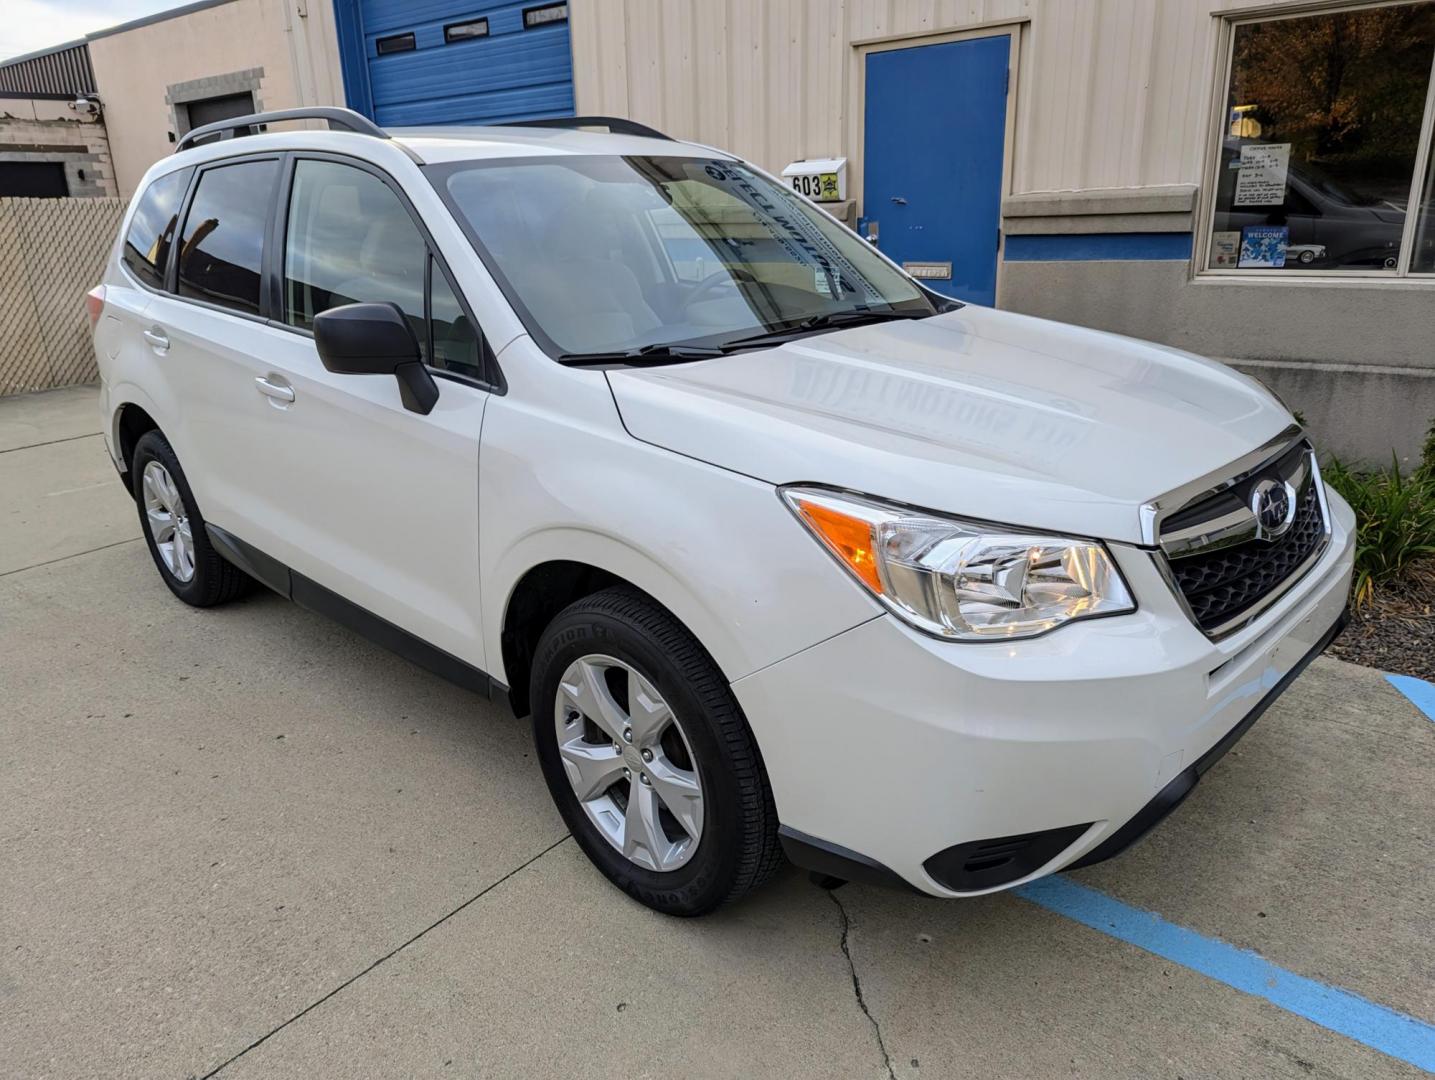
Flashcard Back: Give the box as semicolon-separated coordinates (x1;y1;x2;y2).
605;306;1292;544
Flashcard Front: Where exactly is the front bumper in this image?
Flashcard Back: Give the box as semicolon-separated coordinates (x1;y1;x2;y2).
733;487;1356;898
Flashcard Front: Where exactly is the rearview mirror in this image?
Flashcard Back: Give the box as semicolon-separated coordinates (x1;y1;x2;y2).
313;302;438;415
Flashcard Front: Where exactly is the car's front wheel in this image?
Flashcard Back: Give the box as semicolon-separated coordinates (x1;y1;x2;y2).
131;430;251;607
530;587;783;915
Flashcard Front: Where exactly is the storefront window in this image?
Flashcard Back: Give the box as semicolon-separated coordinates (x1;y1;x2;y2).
1413;143;1435;271
1208;2;1435;275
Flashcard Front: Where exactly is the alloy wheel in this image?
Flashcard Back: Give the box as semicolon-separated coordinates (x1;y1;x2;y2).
142;460;196;583
554;654;705;872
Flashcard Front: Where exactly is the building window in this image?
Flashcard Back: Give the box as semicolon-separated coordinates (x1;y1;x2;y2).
375;32;416;55
444;18;488;43
1206;2;1435;276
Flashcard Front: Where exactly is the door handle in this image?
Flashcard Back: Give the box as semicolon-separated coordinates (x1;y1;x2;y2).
142;327;169;350
255;375;295;403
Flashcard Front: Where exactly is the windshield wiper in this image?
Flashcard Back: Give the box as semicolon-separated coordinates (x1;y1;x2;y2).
557;310;938;365
557;343;725;367
715;308;934;352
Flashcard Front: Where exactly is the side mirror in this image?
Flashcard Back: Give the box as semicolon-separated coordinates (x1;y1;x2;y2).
313;302;438;415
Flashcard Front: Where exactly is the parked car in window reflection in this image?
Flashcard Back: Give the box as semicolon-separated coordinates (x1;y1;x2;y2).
1215;143;1412;270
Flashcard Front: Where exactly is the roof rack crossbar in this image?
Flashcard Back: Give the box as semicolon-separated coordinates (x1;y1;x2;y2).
175;107;388;153
507;115;670;141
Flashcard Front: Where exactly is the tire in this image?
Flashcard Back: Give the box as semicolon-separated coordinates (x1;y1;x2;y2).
131;430;252;607
530;586;783;916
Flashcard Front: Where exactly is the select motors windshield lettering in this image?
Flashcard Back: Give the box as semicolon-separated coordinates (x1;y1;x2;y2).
701;161;884;307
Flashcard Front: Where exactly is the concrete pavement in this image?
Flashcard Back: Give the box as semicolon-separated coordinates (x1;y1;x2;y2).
1;385;1431;1079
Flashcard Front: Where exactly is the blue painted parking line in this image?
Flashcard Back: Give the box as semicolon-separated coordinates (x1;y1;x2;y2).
1016;876;1435;1072
1386;673;1435;723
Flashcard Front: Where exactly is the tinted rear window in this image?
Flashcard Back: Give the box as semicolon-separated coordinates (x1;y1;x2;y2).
177;159;278;316
122;168;192;289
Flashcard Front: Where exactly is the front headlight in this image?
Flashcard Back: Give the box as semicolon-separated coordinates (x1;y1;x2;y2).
782;487;1135;640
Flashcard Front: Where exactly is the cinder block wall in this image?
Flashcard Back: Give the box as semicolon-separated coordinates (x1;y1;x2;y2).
0;197;125;396
0;100;115;198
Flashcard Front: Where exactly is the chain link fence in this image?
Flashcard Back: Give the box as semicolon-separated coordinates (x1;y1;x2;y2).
0;197;125;397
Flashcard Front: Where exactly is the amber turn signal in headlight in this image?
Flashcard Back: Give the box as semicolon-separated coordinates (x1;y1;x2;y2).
782;487;1135;640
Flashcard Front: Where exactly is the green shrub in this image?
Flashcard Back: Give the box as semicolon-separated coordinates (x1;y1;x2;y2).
1421;420;1435;480
1323;451;1435;605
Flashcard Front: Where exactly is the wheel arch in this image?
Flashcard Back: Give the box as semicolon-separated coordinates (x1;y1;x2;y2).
114;399;162;485
493;537;747;718
108;373;178;474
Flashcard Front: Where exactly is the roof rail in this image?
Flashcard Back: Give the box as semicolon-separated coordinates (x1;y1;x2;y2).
506;115;670;141
175;106;388;153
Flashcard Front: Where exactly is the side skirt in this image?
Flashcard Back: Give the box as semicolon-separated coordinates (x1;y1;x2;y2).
206;523;506;702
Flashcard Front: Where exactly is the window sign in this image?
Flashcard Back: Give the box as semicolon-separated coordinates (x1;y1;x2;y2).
1207;2;1435;276
1238;225;1289;269
1232;144;1290;207
1210;230;1241;268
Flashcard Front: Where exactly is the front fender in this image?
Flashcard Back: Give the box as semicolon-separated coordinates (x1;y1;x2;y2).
479;409;879;689
488;524;761;689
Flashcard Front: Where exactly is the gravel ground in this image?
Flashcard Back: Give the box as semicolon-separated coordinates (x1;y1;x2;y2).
1328;561;1435;681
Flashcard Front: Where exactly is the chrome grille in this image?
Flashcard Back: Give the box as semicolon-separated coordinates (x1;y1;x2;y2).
1155;439;1329;637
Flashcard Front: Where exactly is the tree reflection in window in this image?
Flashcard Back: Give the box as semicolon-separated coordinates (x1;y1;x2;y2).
177;159;278;314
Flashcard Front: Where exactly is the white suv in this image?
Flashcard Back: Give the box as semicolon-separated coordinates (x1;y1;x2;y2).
91;109;1354;915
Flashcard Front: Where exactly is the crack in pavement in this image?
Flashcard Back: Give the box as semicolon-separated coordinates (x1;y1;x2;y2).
199;833;573;1078
0;536;143;579
828;889;898;1080
0;431;101;454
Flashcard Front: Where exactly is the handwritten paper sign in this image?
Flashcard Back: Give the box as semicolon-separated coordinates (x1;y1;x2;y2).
1233;143;1291;206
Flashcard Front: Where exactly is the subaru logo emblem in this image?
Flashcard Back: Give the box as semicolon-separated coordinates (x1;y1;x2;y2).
1250;478;1297;541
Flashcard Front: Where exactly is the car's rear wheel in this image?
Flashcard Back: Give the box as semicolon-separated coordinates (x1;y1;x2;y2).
131;430;251;607
530;586;783;915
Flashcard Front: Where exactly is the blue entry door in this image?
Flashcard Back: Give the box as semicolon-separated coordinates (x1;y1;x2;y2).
863;36;1010;304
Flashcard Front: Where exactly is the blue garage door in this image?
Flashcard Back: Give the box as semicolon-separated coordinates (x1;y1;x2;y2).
334;1;574;127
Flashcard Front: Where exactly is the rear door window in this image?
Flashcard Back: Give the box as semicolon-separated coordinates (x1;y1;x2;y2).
122;167;192;290
176;159;279;316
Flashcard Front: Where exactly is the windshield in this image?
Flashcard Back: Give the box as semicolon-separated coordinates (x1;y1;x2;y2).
432;155;942;358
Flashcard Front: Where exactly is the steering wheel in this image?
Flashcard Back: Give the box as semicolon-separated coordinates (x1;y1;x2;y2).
685;267;759;306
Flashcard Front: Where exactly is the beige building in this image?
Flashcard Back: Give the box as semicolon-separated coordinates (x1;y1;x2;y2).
86;0;346;197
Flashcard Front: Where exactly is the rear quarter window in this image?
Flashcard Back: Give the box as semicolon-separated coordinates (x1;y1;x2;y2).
121;167;192;290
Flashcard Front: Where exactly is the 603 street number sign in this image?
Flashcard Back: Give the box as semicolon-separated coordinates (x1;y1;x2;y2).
789;172;841;202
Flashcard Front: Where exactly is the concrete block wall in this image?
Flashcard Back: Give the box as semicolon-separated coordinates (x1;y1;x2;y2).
0;100;115;198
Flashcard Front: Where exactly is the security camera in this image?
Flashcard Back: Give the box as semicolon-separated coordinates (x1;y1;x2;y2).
69;95;101;116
